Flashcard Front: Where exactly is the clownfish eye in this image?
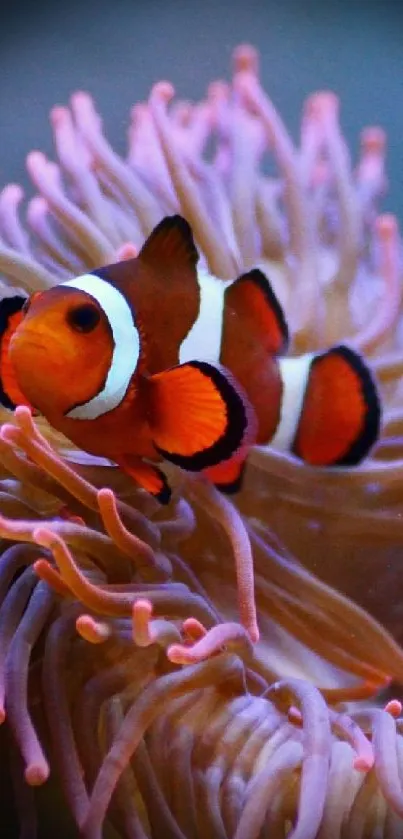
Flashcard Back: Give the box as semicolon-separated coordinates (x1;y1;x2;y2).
66;303;101;333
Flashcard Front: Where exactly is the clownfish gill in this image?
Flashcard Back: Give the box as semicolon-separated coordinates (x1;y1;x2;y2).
0;214;381;504
62;274;141;421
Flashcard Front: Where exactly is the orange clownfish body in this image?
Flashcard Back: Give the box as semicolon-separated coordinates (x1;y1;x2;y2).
0;215;381;503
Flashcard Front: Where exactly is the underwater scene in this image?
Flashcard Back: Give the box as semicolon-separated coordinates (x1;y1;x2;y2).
1;32;403;839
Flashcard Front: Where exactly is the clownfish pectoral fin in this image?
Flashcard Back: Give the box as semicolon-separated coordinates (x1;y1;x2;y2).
116;455;171;504
225;268;289;355
0;294;37;413
138;215;199;279
203;455;247;495
273;345;381;467
147;360;256;472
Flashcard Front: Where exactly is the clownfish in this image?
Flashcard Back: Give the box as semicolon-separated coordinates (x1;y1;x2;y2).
0;215;381;503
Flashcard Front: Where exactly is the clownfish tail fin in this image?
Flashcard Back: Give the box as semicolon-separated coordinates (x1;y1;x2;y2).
270;345;381;467
0;294;35;412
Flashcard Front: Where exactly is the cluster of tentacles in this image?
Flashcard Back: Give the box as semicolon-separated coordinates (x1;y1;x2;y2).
0;42;403;838
1;408;403;838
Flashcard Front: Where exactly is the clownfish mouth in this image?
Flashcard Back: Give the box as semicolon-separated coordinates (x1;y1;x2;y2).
8;325;70;413
10;320;49;352
13;338;48;354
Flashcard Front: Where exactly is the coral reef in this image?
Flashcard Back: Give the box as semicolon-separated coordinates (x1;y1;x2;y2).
0;44;402;838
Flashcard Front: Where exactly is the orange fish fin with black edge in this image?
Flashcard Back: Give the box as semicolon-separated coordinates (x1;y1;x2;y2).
147;360;256;472
225;268;289;355
203;455;247;495
0;294;38;413
138;215;199;280
116;454;171;504
292;345;381;467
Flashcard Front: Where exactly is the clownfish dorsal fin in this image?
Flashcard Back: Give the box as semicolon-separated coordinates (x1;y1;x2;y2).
0;294;38;414
225;268;289;356
146;360;257;472
138;215;199;281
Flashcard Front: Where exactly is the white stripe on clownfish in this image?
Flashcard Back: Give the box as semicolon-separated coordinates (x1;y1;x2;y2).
62;273;141;421
270;354;314;451
179;269;233;365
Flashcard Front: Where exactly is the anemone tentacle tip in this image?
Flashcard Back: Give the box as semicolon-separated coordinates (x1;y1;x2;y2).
25;763;50;787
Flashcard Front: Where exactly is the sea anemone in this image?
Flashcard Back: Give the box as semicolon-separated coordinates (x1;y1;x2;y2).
0;43;403;838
